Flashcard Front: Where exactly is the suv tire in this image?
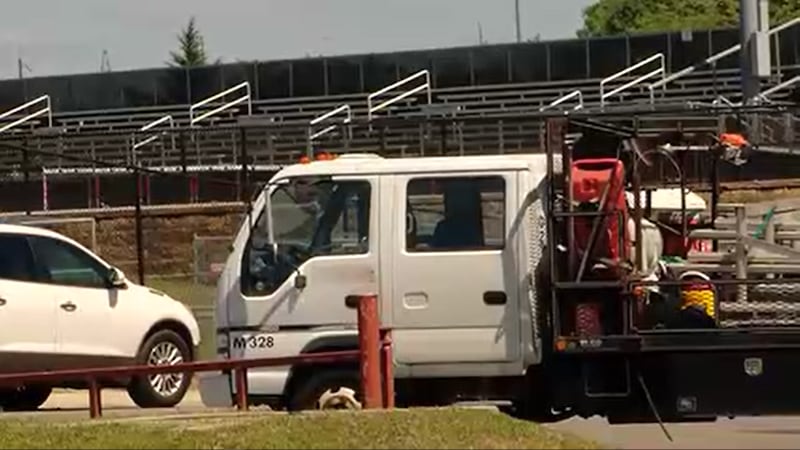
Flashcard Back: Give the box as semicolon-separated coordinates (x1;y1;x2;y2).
127;329;192;408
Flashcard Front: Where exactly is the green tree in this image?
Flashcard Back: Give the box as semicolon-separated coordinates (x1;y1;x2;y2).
168;17;211;67
578;0;800;37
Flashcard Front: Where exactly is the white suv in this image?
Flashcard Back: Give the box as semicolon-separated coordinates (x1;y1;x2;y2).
0;224;201;411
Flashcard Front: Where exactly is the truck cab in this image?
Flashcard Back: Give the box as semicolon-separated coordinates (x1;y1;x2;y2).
199;152;551;410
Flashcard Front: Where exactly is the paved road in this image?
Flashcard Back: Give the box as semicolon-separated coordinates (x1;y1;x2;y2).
551;416;800;449
6;389;798;449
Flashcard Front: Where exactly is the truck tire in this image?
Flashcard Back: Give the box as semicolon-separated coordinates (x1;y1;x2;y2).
0;385;52;411
127;329;192;408
288;369;362;411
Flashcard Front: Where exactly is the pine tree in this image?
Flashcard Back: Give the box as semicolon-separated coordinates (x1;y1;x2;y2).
168;17;209;68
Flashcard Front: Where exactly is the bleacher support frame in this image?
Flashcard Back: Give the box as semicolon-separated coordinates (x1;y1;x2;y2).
0;95;52;134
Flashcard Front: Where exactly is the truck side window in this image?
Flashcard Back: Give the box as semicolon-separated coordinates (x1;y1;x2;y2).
0;234;36;282
406;176;505;252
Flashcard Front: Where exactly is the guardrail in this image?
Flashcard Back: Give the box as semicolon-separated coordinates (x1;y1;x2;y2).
0;95;53;134
601;53;665;108
368;70;432;122
0;294;394;418
190;82;252;126
540;90;584;112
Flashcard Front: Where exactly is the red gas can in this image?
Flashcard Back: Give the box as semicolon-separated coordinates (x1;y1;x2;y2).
571;158;630;271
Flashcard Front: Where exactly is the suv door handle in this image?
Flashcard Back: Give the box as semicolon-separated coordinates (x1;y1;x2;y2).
60;302;77;312
483;291;507;305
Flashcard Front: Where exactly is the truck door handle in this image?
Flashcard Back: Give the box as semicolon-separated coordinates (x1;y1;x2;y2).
60;302;77;312
483;291;507;305
0;297;6;306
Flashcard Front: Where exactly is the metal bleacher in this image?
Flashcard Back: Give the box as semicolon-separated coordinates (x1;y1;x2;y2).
2;19;800;178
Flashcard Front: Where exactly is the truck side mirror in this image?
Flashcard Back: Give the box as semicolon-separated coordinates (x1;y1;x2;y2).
294;274;307;290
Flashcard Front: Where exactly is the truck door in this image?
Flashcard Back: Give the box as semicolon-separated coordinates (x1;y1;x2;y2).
390;171;522;373
230;175;378;394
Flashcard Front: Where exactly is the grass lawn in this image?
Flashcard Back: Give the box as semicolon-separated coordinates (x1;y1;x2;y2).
0;409;600;449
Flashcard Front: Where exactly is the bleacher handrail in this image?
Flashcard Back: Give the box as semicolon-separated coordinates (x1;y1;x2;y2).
367;70;432;122
755;74;800;103
132;114;175;151
714;95;741;107
540;90;584;112
0;95;53;134
601;53;665;108
650;16;800;95
309;104;352;141
190;81;252;126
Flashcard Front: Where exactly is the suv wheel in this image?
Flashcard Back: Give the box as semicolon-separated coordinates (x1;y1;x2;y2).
288;369;362;411
127;329;192;408
0;385;52;411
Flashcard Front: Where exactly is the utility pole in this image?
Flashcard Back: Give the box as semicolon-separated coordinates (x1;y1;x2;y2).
17;57;31;100
740;0;771;103
514;0;522;43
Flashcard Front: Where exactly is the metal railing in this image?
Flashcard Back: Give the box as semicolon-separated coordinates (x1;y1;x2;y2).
190;81;252;126
650;16;800;96
367;70;432;122
0;95;53;134
601;53;665;108
755;75;800;103
540;90;584;112
309;104;352;141
131;114;176;166
0;294;394;418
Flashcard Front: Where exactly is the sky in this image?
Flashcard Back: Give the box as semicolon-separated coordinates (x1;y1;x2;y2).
0;0;594;80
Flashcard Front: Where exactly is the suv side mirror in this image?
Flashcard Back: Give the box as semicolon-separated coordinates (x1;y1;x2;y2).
107;267;127;289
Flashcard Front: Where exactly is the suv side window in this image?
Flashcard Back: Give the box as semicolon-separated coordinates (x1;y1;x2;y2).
0;234;37;282
406;176;505;252
29;236;108;289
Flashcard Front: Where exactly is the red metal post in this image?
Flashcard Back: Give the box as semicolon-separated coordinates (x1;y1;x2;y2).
88;378;102;419
143;174;151;205
93;176;101;208
234;368;249;411
380;329;395;409
189;175;199;203
357;294;382;409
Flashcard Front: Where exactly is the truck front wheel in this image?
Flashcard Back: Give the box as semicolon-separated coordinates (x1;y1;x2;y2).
288;369;362;411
